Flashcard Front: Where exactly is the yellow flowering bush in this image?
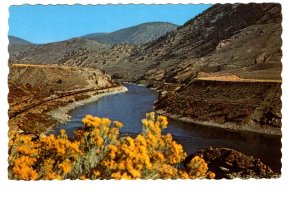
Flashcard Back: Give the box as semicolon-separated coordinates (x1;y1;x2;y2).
8;112;215;180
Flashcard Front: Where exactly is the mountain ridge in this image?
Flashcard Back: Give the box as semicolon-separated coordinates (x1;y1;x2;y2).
8;35;32;46
8;37;137;68
9;4;282;82
8;22;178;46
81;22;178;45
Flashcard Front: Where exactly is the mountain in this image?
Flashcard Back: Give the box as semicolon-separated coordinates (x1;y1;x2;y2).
8;36;32;45
130;3;282;84
9;4;282;82
81;22;178;45
8;37;137;68
82;32;108;40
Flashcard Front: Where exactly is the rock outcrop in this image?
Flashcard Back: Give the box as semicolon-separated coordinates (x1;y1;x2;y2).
8;64;119;134
184;147;280;179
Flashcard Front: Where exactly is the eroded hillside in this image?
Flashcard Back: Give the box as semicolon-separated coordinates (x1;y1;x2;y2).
133;3;282;85
8;38;137;70
8;64;124;134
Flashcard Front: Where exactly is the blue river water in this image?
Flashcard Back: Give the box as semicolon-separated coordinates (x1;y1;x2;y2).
54;83;281;172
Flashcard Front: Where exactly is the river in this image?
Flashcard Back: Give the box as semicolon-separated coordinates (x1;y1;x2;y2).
54;83;281;173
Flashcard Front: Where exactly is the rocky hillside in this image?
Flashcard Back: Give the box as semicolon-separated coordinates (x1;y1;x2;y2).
8;37;137;69
81;22;178;45
129;3;282;135
8;22;177;68
8;64;121;134
132;3;282;85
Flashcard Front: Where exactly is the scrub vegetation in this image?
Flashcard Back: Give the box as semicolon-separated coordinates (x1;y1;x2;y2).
8;112;215;180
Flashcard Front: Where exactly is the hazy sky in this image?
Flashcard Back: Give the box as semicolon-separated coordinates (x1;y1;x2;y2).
9;4;211;44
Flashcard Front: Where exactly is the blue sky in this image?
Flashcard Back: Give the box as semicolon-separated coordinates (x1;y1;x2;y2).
9;4;211;44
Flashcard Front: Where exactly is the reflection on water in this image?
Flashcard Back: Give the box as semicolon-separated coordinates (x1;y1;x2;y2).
167;119;281;172
55;83;281;173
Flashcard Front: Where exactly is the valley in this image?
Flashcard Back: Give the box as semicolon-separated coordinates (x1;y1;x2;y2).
8;3;282;136
7;3;283;179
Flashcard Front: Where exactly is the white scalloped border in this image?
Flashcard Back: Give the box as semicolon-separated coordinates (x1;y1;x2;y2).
0;0;297;200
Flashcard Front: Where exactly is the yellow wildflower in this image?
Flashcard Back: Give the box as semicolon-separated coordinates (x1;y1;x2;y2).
45;172;62;180
118;161;126;170
96;137;104;146
142;119;149;127
59;159;72;174
158;115;168;129
111;172;122;179
93;170;101;177
114;121;124;128
121;172;132;180
147;112;155;121
102;118;111;126
13;156;38;180
187;156;210;179
129;168;141;178
207;171;216;179
58;129;68;139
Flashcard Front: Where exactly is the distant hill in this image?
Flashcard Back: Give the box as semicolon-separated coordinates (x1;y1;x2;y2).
81;22;178;45
8;36;32;46
8;37;137;69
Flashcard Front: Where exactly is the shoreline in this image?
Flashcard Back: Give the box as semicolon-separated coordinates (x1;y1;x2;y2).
123;82;281;136
46;85;128;133
156;109;281;136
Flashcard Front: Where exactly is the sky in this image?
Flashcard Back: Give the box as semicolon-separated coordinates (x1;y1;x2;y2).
8;4;211;44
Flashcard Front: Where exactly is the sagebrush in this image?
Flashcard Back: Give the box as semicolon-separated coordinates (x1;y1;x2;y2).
8;112;215;180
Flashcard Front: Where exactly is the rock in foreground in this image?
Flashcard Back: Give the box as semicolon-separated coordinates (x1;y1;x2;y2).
184;147;280;179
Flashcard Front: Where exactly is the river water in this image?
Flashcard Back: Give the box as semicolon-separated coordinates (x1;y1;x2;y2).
55;83;281;173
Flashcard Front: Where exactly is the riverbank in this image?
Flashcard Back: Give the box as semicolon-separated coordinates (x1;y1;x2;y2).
47;85;128;132
157;109;281;136
152;79;281;136
8;85;128;135
125;81;281;136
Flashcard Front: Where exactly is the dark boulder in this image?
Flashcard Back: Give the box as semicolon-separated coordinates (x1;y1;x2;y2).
184;147;280;179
